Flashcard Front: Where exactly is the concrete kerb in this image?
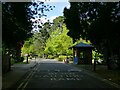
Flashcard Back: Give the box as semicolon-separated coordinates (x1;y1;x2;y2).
71;64;120;89
2;61;37;89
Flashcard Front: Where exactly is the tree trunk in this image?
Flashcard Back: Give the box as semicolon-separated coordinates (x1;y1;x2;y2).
2;54;11;74
72;38;76;44
15;46;21;62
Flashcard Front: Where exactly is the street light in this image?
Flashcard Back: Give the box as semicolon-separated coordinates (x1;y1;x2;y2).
25;54;29;64
93;50;97;71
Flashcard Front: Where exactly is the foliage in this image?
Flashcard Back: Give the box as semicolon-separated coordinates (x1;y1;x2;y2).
73;38;91;46
11;58;15;65
2;1;55;60
2;2;33;50
23;16;74;58
22;16;93;60
22;21;51;57
58;55;67;61
44;24;73;57
21;38;34;55
92;50;103;60
64;2;120;69
64;3;82;43
47;55;54;59
2;2;34;63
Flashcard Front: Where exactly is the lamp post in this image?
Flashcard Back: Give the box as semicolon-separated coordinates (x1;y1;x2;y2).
25;54;29;64
93;51;97;71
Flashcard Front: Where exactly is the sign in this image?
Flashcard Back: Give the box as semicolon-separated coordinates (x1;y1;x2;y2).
74;57;78;64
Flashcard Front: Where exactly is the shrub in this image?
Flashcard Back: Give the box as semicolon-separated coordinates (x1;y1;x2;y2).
58;55;67;61
29;55;32;59
48;55;54;59
11;58;15;65
68;56;73;61
20;57;24;62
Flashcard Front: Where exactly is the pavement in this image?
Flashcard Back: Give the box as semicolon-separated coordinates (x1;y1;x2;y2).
2;59;37;89
18;59;120;89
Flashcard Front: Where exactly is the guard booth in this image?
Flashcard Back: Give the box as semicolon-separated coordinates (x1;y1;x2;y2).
72;42;94;64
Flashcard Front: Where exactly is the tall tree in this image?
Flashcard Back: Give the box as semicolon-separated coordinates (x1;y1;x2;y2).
44;24;73;56
2;1;55;59
64;3;82;43
22;21;51;57
2;2;33;61
2;1;55;73
64;2;120;69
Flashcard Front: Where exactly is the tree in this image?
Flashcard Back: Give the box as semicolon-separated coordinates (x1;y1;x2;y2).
2;1;55;59
44;20;73;57
2;2;55;73
64;2;120;69
22;21;51;57
45;16;70;56
21;38;34;55
64;3;82;43
2;2;34;61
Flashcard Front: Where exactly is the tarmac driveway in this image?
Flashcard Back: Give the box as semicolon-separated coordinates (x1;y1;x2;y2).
15;59;119;89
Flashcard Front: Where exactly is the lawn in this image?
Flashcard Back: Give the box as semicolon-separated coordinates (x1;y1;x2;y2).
74;64;120;85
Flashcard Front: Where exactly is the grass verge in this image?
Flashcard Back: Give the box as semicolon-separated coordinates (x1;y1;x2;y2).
74;64;120;85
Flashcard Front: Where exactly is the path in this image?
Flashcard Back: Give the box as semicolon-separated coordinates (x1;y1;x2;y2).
12;59;119;89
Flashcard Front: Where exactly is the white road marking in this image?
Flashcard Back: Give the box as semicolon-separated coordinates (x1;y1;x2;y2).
17;64;38;89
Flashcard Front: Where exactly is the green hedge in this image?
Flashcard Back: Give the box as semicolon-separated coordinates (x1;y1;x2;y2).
11;58;15;65
48;55;54;59
58;55;67;61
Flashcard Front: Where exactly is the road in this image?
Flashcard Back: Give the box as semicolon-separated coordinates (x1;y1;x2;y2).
15;58;119;89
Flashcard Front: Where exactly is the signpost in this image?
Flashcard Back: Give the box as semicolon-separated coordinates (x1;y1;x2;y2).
74;56;78;64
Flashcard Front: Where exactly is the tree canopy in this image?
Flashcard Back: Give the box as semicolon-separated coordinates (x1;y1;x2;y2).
2;1;55;62
22;16;73;57
44;24;73;56
2;2;33;48
64;2;120;69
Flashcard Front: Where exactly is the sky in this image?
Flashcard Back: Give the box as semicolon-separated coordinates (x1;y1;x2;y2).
43;1;70;22
31;0;70;31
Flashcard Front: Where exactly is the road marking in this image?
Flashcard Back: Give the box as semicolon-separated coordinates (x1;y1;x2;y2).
17;64;38;90
17;71;33;89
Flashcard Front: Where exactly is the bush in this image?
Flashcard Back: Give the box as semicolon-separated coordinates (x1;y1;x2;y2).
29;55;32;59
68;56;73;61
20;57;24;62
11;58;15;65
48;55;54;59
58;55;67;61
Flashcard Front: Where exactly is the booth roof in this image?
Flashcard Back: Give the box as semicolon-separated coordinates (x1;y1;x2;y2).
72;42;94;48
